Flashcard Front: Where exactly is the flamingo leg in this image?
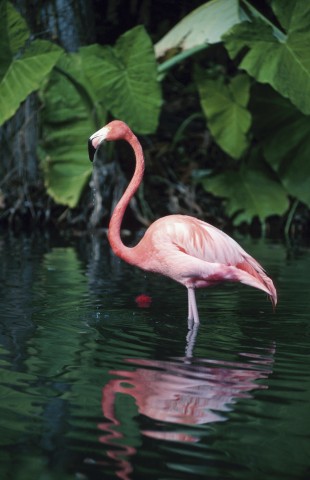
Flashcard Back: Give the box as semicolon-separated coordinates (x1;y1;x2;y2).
187;287;200;324
186;320;199;357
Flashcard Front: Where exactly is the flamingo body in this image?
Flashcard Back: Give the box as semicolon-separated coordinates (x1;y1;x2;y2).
88;120;277;323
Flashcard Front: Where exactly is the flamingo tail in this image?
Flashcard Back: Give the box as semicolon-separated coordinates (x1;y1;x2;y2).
235;260;277;308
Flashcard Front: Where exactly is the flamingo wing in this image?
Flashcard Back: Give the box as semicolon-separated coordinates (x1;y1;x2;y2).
139;215;277;306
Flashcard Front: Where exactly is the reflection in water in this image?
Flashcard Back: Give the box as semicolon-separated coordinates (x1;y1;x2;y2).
1;234;310;480
98;343;275;480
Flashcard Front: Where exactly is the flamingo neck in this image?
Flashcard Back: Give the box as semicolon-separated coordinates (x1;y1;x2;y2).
108;131;144;264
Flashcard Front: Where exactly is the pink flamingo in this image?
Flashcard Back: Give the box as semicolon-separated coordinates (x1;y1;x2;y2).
88;120;277;324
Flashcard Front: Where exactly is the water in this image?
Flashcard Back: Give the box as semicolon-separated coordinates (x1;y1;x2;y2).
0;232;309;480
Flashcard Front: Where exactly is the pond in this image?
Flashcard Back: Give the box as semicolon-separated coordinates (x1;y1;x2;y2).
0;231;309;480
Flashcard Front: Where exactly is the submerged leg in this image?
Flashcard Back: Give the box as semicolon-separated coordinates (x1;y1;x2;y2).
187;287;200;324
186;320;199;357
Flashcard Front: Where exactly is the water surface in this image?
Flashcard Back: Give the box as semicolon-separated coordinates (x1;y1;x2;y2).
0;232;309;480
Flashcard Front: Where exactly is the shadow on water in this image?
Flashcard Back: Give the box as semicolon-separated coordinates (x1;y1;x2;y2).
0;231;309;480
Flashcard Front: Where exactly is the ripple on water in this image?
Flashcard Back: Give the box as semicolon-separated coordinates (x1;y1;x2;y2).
0;236;310;480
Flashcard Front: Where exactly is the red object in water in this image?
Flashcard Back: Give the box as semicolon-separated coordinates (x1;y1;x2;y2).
135;294;152;308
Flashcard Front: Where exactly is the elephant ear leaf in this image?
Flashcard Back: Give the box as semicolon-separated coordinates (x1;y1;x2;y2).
80;25;162;134
154;0;242;58
202;156;289;225
251;85;310;208
224;1;310;115
0;39;62;126
0;0;29;74
0;1;62;126
39;54;104;208
195;69;252;159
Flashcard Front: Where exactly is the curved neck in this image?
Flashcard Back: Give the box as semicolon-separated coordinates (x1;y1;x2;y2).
108;131;144;264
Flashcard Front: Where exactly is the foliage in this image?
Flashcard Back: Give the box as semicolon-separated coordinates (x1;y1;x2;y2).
79;26;162;134
40;25;161;207
0;2;161;207
251;84;310;208
156;0;309;224
0;1;62;126
195;71;252;160
155;0;243;57
38;54;101;208
202;151;289;224
224;0;310;115
0;0;309;226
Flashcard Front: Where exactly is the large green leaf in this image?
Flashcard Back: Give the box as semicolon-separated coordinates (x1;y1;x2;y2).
251;85;310;208
154;0;243;58
0;0;29;77
202;160;289;224
0;39;62;126
39;54;102;208
80;25;162;134
195;69;251;159
0;1;62;125
224;0;310;115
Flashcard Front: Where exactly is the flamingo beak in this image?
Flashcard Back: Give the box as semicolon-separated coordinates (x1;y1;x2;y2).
88;135;106;162
88;127;109;162
88;138;97;162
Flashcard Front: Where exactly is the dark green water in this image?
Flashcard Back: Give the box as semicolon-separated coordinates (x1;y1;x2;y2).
0;232;309;480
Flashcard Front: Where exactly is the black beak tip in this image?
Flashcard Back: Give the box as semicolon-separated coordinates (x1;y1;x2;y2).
88;138;96;162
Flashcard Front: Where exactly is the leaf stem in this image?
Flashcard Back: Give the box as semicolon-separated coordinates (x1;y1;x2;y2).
157;44;208;75
284;199;299;238
241;0;286;41
172;112;204;147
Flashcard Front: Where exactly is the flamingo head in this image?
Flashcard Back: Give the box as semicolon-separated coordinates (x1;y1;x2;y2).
88;120;131;161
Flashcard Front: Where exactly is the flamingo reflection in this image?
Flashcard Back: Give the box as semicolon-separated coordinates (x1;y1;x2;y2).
97;344;275;480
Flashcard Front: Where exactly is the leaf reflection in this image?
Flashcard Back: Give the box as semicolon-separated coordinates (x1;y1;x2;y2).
98;343;275;480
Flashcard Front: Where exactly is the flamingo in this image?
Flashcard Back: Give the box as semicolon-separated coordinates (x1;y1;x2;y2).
88;120;277;324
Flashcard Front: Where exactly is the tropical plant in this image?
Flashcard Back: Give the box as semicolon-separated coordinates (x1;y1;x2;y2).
0;0;309;227
39;25;162;207
0;1;62;125
156;0;309;225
